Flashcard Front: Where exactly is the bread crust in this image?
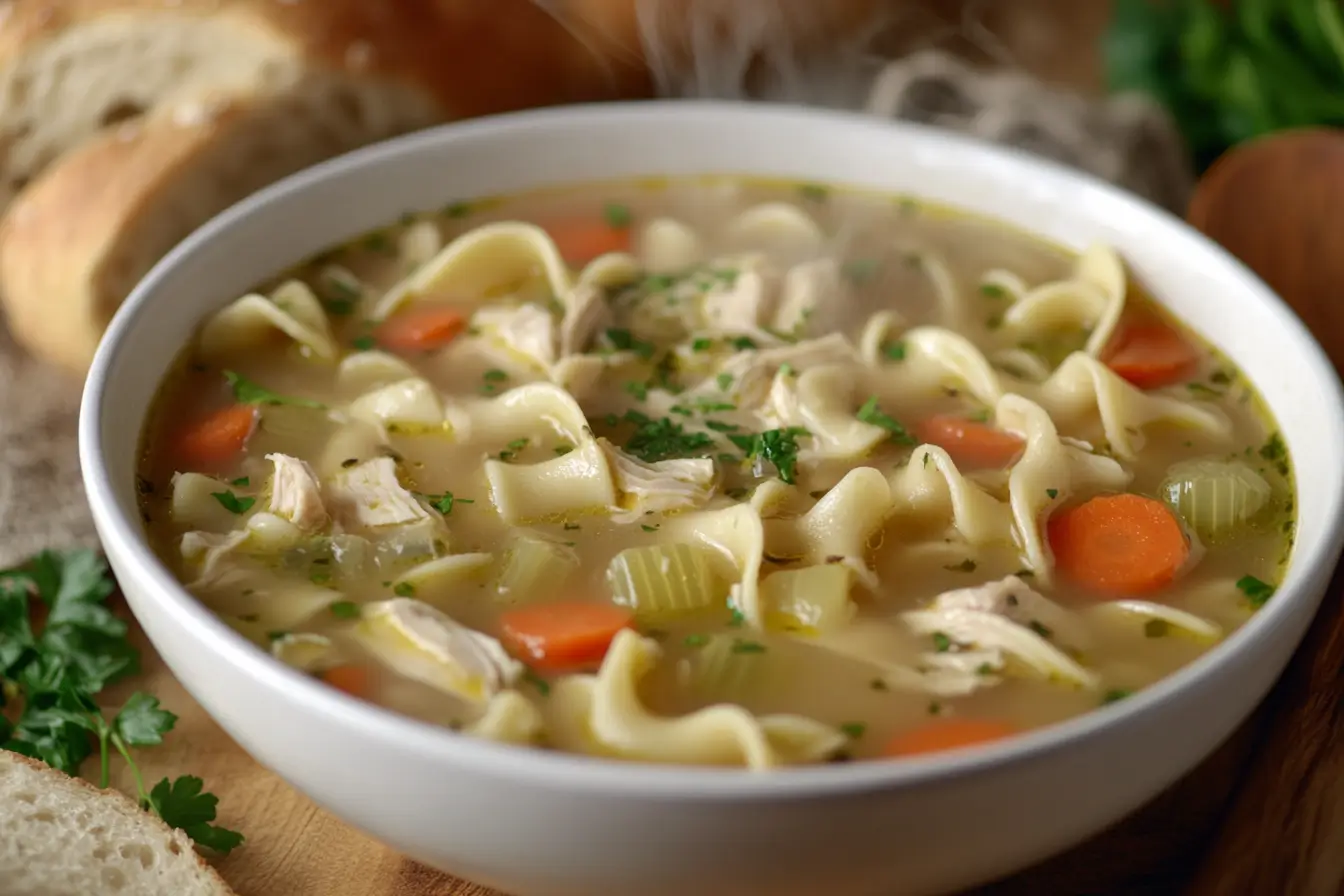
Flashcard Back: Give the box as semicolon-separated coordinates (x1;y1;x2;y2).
0;748;236;895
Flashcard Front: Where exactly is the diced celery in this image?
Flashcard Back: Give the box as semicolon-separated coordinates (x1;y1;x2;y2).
1160;458;1271;541
760;564;856;634
497;534;579;604
605;542;727;623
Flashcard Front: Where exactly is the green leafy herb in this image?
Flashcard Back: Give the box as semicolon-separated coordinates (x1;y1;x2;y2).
1236;574;1275;607
838;722;867;739
1187;382;1223;398
730;638;767;654
0;550;241;853
842;259;880;285
691;338;714;352
1260;432;1286;462
223;370;326;409
695;398;736;413
729;336;757;351
856;396;916;445
329;601;361;619
624;380;650;401
683;634;709;648
554;444;574;456
1105;0;1344;172
498;438;530;462
351;335;376;351
716;372;735;391
979;282;1008;299
604;328;655;359
931;632;953;653
522;668;551;696
1045;488;1059;499
210;491;255;515
442;200;473;218
1029;620;1053;639
641;524;659;533
798;184;829;202
1103;688;1132;705
619;410;715;463
416;491;472;515
392;581;416;597
483;368;508;384
145;775;245;853
705;419;739;433
728;606;746;627
882;341;907;362
603;202;632;229
1144;619;1170;638
729;427;809;484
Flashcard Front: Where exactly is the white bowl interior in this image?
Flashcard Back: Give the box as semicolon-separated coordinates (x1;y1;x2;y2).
83;101;1344;793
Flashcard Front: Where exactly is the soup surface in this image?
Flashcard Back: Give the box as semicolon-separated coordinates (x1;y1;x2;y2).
139;177;1294;768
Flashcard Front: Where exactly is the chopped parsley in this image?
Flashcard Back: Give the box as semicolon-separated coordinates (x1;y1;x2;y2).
841;259;880;285
392;581;416;597
798;183;829;202
416;491;472;515
441;200;473;218
695;397;736;413
483;368;508;383
351;335;377;351
603;202;632;228
1144;619;1170;638
604;328;655;359
730;638;767;654
522;669;551;696
691;338;714;352
728;606;746;627
1210;370;1233;385
856;396;915;444
498;438;530;461
641;524;659;532
882;341;907;362
729;336;757;351
624;380;649;401
210;491;254;515
1045;488;1059;499
683;634;709;648
729;427;809;484
618;410;715;463
1028;620;1053;639
931;632;953;653
1236;574;1275;607
230;476;250;487
839;722;867;739
1103;689;1132;705
705;419;739;433
1187;382;1223;398
223;370;327;409
779;362;796;377
716;372;735;391
329;601;361;619
979;282;1008;299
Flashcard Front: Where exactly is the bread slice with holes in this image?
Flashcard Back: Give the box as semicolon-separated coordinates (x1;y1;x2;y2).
0;0;650;372
0;750;236;896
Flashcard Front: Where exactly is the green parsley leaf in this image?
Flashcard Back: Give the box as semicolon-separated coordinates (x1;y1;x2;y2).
1236;574;1275;607
483;369;508;383
1259;433;1286;463
554;444;574;456
856;396;915;445
730;427;809;484
624;380;649;401
838;722;867;739
230;476;250;487
931;632;952;652
691;338;713;352
730;639;767;654
620;411;715;463
798;183;829;202
392;581;416;597
683;634;709;648
641;524;659;533
1045;488;1059;499
415;491;472;515
522;668;550;696
330;601;361;619
146;776;245;854
223;371;326;409
716;372;735;391
1103;689;1132;705
351;335;377;351
113;693;178;747
979;282;1008;299
603;202;632;228
882;341;906;362
704;419;739;433
442;200;472;218
210;491;255;515
604;328;655;359
1144;619;1170;638
729;336;756;351
1028;620;1053;639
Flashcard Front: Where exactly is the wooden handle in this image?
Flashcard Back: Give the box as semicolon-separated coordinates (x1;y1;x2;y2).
1185;129;1344;896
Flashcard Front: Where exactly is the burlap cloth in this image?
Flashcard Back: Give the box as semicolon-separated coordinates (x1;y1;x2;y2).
0;51;1189;571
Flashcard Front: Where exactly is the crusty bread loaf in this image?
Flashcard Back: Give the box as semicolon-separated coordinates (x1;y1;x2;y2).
0;749;236;896
0;0;653;372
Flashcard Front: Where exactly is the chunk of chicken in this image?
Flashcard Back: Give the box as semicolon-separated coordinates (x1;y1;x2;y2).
357;598;522;704
559;283;610;356
693;333;858;409
326;456;430;529
599;438;717;522
700;268;776;336
474;302;557;368
929;575;1090;651
773;259;843;338
266;453;328;532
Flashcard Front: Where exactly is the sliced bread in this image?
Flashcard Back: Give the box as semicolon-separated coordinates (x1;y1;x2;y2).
0;749;235;896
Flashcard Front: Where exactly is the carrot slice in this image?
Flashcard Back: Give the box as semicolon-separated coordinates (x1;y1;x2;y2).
1047;493;1190;596
912;415;1025;470
546;219;632;264
883;719;1018;758
321;665;370;699
500;602;634;671
175;404;258;469
374;306;467;354
1103;323;1199;389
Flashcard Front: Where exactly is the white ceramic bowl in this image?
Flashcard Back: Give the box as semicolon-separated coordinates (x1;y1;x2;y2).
81;102;1344;896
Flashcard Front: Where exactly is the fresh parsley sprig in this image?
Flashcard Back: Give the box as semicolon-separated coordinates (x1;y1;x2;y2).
0;549;243;854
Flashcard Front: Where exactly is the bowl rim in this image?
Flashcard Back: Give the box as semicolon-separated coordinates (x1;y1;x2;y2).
80;99;1344;799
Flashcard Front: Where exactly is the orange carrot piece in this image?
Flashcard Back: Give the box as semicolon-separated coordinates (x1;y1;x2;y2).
321;665;370;699
500;602;634;671
175;404;258;469
1103;323;1199;389
374;306;467;354
883;719;1018;758
546;220;632;264
1047;493;1190;596
913;415;1025;470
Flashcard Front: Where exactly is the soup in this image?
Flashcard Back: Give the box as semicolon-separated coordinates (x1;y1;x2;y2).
137;177;1294;768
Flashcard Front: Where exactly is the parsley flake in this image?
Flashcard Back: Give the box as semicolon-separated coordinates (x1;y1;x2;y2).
603;202;632;228
329;601;361;619
210;491;254;515
223;371;326;409
839;722;867;739
856;396;915;444
1236;574;1275;607
730;427;809;484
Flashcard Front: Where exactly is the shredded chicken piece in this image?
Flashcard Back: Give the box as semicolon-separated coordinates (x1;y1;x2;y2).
694;332;858;408
326;456;430;529
475;303;557;368
929;575;1090;650
774;259;842;337
599;438;716;522
266;453;328;531
700;268;775;335
560;283;610;356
